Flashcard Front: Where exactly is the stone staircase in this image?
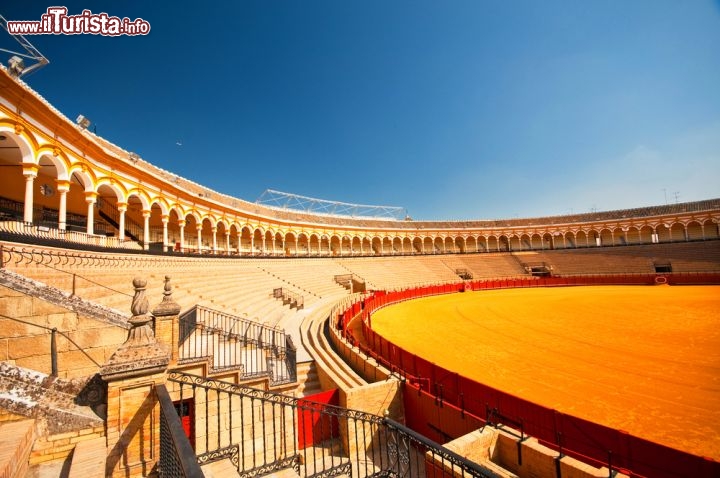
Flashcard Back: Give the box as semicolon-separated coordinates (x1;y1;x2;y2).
295;361;322;397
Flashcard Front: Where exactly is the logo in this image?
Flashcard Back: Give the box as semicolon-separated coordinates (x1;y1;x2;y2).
6;7;151;36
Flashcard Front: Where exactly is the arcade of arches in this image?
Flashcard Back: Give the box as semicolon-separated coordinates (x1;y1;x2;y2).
0;88;719;257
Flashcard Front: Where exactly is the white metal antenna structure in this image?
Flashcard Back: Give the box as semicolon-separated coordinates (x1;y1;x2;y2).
256;189;408;221
0;14;49;78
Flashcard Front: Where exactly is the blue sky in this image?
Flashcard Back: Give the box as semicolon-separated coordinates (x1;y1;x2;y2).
2;1;719;220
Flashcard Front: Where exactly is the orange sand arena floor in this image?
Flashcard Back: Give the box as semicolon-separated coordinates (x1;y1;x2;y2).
369;285;720;459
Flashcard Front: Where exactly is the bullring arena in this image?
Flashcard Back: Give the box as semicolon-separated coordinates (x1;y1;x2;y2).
1;63;720;478
369;286;720;459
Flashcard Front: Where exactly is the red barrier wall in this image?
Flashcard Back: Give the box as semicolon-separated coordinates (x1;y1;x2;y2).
340;274;720;478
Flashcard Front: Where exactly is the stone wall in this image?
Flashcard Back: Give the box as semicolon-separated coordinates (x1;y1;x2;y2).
0;284;127;379
435;426;629;478
29;425;106;468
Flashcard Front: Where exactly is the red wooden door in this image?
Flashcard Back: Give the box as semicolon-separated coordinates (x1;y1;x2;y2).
173;399;195;450
297;389;339;449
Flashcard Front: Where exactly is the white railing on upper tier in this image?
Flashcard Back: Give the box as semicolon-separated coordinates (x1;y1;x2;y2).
0;220;142;250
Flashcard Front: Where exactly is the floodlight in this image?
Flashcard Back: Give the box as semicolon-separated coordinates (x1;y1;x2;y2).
7;56;24;77
76;115;91;129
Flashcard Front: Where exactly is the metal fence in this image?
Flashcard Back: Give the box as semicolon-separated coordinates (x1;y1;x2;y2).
179;305;296;385
167;371;500;478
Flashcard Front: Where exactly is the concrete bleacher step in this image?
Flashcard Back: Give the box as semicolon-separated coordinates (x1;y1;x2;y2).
0;419;35;478
67;436;106;478
295;362;322;397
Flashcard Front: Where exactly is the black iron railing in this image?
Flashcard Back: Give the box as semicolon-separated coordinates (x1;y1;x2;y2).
157;384;205;478
179;305;296;385
167;371;500;478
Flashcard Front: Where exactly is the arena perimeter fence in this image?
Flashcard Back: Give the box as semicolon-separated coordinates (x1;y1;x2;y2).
334;273;720;478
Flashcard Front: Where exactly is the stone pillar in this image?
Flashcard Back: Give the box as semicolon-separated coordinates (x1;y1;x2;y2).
225;232;231;255
160;215;169;251
211;226;218;254
85;192;97;235
153;276;181;366
196;225;203;253
101;278;170;478
22;165;38;223
118;203;127;241
178;220;185;251
142;210;151;250
56;180;70;230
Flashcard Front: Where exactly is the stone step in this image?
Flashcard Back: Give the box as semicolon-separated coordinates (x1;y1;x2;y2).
0;419;35;478
201;458;241;478
67;436;106;478
264;467;300;477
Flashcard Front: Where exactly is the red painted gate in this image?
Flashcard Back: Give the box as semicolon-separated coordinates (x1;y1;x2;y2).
297;389;340;449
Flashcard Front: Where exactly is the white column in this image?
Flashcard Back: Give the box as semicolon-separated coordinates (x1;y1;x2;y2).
142;210;151;250
85;192;97;235
178;220;186;251
22;167;38;223
56;180;69;230
250;236;255;255
225;232;231;255
211;227;218;254
117;204;127;241
162;215;169;251
262;237;266;256
197;226;203;253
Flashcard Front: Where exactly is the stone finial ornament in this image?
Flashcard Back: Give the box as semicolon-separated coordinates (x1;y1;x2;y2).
100;277;170;380
126;277;155;345
152;275;181;317
130;277;149;316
